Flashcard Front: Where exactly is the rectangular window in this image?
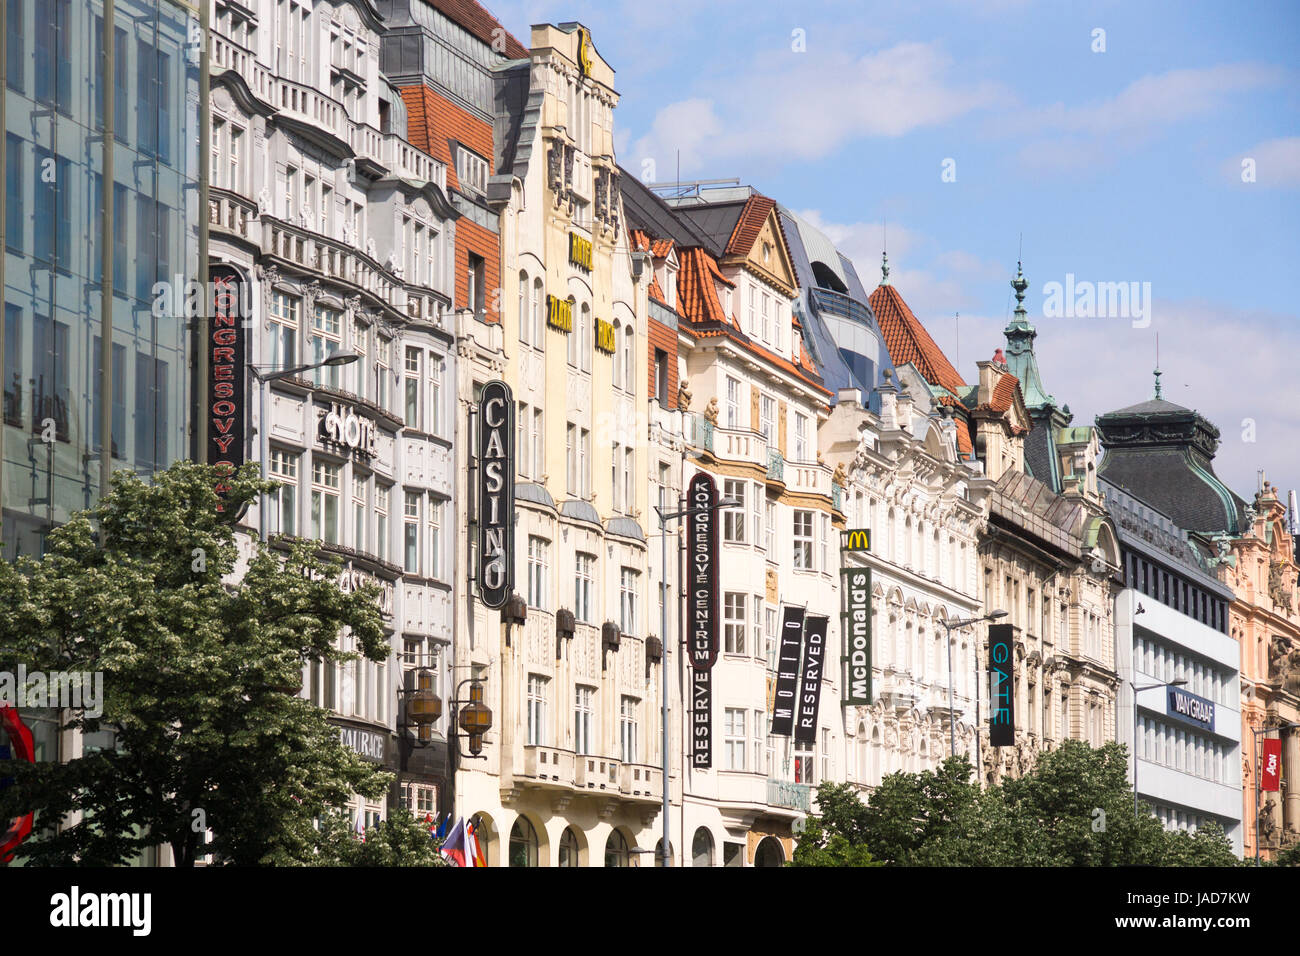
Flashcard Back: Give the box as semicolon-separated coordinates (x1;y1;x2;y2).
268;450;299;537
620;567;638;638
794;413;808;463
620;697;638;764
723;479;746;543
766;500;777;557
793;510;814;569
821;728;831;781
3;305;21;426
761;292;772;344
759;394;776;441
404;347;421;428
575;685;596;756
375;337;391;409
352;475;366;552
5;135;21;253
653;349;668;405
575;552;596;624
265;293;299;371
429;356;442;436
794;740;813;784
467;253;485;317
580;428;591;497
527;675;548;746
32;314;69;440
724;708;747;771
532;409;544;483
528;536;550;610
428;499;442;579
403;492;420;573
726;377;740;429
374;485;389;560
753;708;765;773
766;607;779;669
566;422;577;494
624;447;634;515
753;596;764;660
311;461;341;544
724;592;746;654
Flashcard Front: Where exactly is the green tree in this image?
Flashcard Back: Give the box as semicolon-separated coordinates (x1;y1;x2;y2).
789;782;879;867
0;461;391;866
314;808;448;867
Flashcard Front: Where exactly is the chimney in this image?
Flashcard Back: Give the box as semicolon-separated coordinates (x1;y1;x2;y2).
876;367;899;429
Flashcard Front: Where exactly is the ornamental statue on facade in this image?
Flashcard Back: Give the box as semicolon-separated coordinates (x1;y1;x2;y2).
703;397;719;425
677;378;691;411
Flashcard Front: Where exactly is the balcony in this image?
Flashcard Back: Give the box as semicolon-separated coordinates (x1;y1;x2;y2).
522;745;575;788
787;463;832;499
208;188;256;241
767;778;811;812
811;286;873;329
618;763;663;803
574;754;621;791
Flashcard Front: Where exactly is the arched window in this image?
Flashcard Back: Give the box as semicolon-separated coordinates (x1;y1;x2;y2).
559;827;580;867
622;324;635;393
566;296;579;366
691;827;714;867
856;723;868;781
604;829;629;867
532;278;544;350
754;837;784;867
871;726;882;785
518;270;529;344
579;303;592;372
509;817;538;867
611;320;623;389
654;838;674;867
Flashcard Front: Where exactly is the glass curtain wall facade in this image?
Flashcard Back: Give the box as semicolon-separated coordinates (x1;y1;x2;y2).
3;0;200;559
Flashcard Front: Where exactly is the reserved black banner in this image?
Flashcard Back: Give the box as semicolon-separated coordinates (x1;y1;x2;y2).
770;606;806;737
795;615;828;744
989;623;1014;747
692;666;712;769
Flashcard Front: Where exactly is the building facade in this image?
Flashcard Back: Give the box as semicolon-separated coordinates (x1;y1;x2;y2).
209;0;460;825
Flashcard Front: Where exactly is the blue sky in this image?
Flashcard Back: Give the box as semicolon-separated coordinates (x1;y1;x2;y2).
488;0;1300;500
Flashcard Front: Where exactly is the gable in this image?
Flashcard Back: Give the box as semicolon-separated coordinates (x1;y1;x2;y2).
740;209;797;296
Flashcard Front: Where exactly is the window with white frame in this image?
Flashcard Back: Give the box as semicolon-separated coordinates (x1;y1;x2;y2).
311;306;343;388
567;298;579;367
352;475;366;552
793;510;813;569
611;442;622;512
579;303;591;373
311;461;341;544
456;146;489;195
269;449;298;536
622;324;635;393
403;492;420;574
429;498;442;579
404;347;421;429
517;402;529;479
751;481;763;546
765;607;778;669
532;278;544;347
726;377;740;429
518;272;529;344
794;740;813;784
753;596;764;660
723;479;746;543
761;292;772;344
575;552;596;624
375;336;390;410
753;708;765;773
429;355;442;437
574;685;596;756
623;447;634;514
724;592;746;654
747;286;757;336
759;394;775;442
269;292;299;369
580;428;591;498
821;728;831;781
527;674;548;746
527;536;550;610
765;500;777;557
819;513;829;572
794;412;808;463
620;697;638;764
724;708;746;770
620;567;638;638
531;409;544;481
352;320;368;398
374;485;389;561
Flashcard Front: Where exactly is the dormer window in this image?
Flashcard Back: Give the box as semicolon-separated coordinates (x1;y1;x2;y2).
456;146;489;196
762;241;772;264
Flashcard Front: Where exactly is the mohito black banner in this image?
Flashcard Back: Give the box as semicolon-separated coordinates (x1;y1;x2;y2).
687;472;719;671
770;605;806;737
988;624;1015;747
691;666;711;769
477;380;515;609
795;615;828;745
208;265;247;514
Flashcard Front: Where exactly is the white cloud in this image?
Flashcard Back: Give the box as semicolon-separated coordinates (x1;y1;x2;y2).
629;41;1005;176
1227;136;1300;188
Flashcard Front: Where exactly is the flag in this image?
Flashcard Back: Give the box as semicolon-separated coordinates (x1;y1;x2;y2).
467;819;487;867
354;809;366;842
440;817;469;867
1261;738;1282;792
436;814;449;842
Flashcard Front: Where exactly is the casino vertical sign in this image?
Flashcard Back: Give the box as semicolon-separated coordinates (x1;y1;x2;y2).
208;265;247;511
477;381;515;609
687;472;719;767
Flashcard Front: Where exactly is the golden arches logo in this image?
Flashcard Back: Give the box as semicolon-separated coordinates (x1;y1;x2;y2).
841;529;871;552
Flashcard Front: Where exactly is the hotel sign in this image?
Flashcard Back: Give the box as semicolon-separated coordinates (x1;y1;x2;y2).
319;401;376;458
842;567;872;705
687;472;719;671
795;615;828;744
989;624;1014;747
547;294;573;333
770;606;806;737
595;318;616;354
1166;686;1215;732
569;233;593;272
208;264;247;512
477;380;515;609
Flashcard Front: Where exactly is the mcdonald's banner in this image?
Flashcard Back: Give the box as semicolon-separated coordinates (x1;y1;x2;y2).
770;606;806;737
840;528;871;552
842;567;872;705
795;615;829;745
1261;737;1282;792
988;624;1015;747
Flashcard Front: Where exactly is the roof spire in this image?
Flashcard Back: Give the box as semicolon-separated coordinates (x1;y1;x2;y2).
881;250;890;286
1011;259;1028;321
1153;367;1163;400
1154;332;1162;399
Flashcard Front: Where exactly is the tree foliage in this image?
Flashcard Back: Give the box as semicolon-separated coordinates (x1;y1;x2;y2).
313;808;448;867
791;740;1244;867
0;461;391;866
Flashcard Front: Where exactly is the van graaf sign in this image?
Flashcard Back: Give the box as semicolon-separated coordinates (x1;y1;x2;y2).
842;567;872;705
208;265;247;511
318;402;376;458
988;624;1015;747
1166;686;1215;732
477;381;514;609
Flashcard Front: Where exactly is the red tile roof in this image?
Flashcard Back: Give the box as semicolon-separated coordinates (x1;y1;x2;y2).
428;0;529;60
631;229;652;253
935;394;975;456
725;195;777;257
869;283;967;397
991;371;1020;413
678;247;736;328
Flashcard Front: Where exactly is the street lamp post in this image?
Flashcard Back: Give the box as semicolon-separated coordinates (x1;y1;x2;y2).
1252;720;1299;863
250;350;358;541
654;493;741;868
940;611;1006;760
1127;679;1186;817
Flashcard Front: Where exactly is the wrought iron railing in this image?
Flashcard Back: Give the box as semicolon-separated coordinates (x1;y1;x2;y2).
767;778;811;812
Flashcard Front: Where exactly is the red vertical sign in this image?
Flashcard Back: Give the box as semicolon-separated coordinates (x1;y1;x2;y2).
1261;738;1282;792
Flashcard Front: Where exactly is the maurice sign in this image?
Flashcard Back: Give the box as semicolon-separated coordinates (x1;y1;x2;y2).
477;380;515;609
